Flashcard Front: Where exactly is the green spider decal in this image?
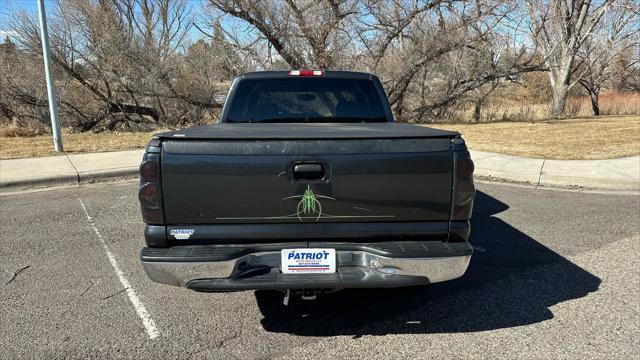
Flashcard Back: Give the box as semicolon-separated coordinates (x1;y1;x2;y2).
215;185;395;222
283;185;336;221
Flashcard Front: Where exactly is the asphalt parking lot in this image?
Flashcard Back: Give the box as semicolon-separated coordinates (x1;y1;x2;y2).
1;181;638;359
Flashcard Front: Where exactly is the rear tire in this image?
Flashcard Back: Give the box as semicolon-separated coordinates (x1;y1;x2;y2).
255;290;289;327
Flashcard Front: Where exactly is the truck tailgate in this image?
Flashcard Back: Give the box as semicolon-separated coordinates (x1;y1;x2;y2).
159;124;455;225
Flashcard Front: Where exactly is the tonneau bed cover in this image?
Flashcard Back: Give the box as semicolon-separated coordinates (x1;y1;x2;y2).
155;122;459;140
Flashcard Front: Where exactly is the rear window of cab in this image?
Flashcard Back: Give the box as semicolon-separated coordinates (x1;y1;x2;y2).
226;78;387;123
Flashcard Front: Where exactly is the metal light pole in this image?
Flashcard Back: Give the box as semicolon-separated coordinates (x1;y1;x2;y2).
37;0;63;152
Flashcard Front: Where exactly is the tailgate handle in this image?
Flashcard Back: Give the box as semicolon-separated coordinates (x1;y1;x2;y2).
293;163;324;180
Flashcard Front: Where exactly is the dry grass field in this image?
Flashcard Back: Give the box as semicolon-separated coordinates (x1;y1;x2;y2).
448;92;640;123
0;129;159;160
1;115;638;161
430;115;640;160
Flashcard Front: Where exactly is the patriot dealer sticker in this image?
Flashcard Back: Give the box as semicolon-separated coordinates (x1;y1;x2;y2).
281;248;336;274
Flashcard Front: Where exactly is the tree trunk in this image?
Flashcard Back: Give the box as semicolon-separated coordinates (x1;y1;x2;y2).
548;56;574;119
588;89;600;116
473;99;482;122
550;84;569;118
393;99;404;121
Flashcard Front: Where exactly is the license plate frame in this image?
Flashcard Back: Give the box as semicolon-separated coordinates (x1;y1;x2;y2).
280;248;336;274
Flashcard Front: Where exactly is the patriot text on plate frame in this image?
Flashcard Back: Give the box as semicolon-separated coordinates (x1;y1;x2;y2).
281;248;336;274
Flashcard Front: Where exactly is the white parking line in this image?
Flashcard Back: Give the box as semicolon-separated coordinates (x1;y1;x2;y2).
79;198;160;339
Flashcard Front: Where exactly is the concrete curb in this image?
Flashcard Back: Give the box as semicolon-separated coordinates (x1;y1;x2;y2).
0;150;143;192
77;167;140;183
1;149;638;192
0;173;79;189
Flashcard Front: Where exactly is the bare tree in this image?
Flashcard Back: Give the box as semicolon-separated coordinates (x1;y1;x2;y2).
10;0;625;130
206;0;360;69
5;0;233;131
354;0;446;71
0;34;52;130
367;1;543;120
575;1;639;115
609;46;640;92
206;0;545;122
526;0;616;117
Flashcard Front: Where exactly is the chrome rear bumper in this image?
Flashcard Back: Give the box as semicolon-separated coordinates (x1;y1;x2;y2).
141;242;472;290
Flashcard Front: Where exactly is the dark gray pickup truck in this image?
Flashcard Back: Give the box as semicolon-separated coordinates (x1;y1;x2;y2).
138;70;475;299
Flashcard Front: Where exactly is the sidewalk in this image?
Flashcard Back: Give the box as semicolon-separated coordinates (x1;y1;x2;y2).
1;149;638;192
0;149;144;190
471;150;639;190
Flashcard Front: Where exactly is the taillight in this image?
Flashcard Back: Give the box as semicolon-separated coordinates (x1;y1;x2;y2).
139;183;158;202
457;157;474;177
289;69;324;76
139;153;163;224
139;161;158;182
452;153;475;220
